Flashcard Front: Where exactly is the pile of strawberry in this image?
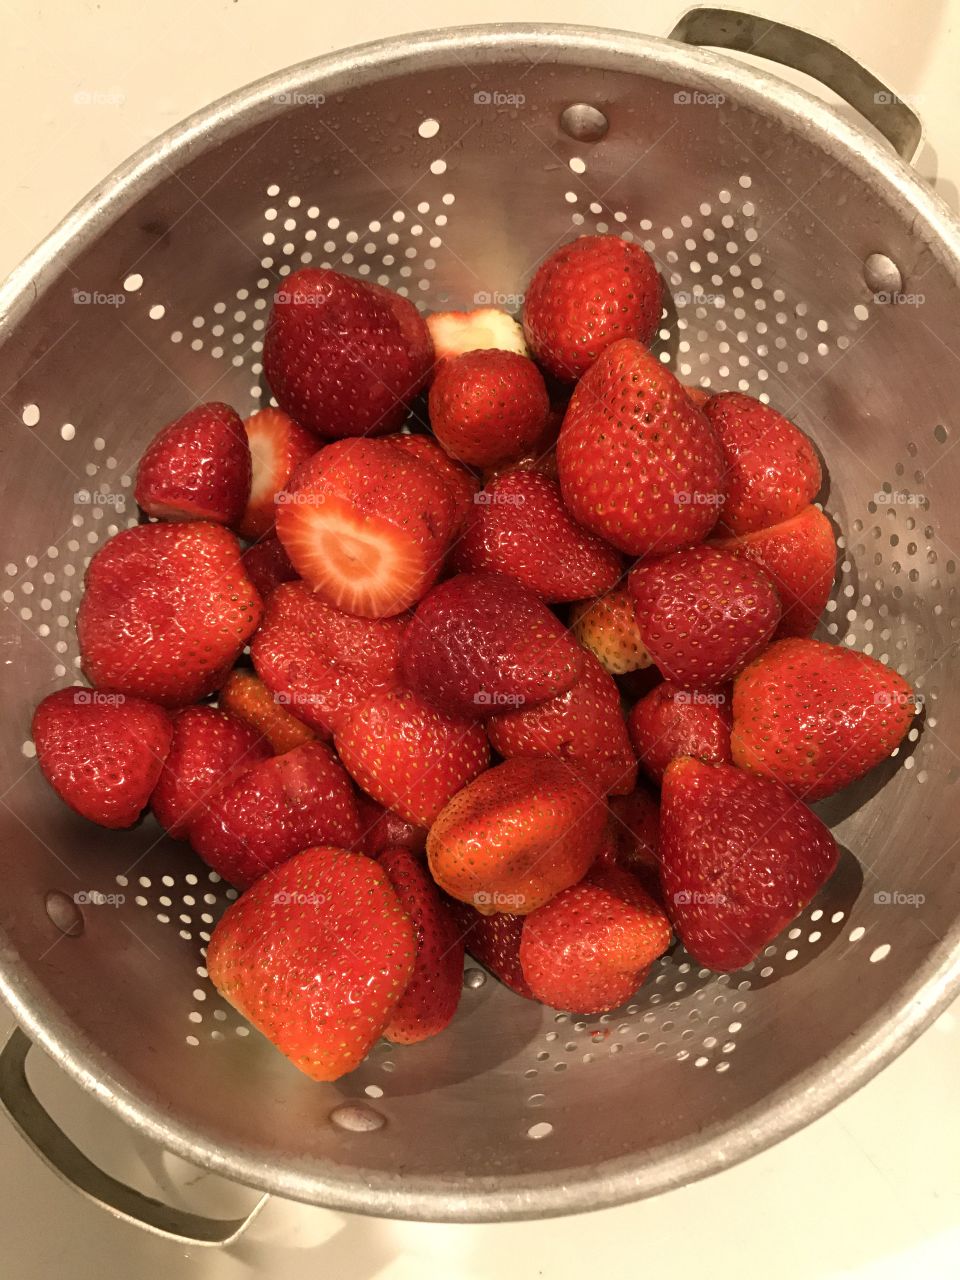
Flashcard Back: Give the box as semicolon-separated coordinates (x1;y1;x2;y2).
30;235;917;1082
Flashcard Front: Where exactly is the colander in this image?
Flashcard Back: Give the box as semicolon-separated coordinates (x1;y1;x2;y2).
0;8;958;1243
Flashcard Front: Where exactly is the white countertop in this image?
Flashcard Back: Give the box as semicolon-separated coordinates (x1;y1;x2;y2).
3;1;959;1275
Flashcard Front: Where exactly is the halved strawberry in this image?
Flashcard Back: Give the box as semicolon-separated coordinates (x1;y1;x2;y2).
134;402;251;525
426;307;529;363
628;682;733;784
236;407;316;541
570;588;653;675
382;432;479;535
428;350;550;469
219;669;315;754
240;535;299;599
354;793;427;858
444;898;534;997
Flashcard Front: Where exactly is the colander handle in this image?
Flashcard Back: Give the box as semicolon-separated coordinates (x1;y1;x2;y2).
669;7;923;162
0;1026;269;1246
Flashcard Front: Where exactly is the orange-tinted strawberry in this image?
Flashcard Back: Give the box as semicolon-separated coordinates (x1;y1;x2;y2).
732;638;917;800
704;392;822;535
523;235;662;381
628;546;780;689
428;349;549;469
219;669;315;754
660;758;838;970
382;432;479;535
426;307;528;364
557;339;725;555
427;758;606;915
240;536;299;599
684;384;711;409
236;406;316;540
570;588;653;675
354;793;427;859
628;682;733;784
135;402;251;526
207;847;416;1080
334;688;489;828
444;898;534;997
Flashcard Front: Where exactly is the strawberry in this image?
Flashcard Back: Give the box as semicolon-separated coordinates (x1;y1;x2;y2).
556;339;725;555
151;706;271;838
628;682;733;784
520;865;671;1013
628;546;780;689
522;235;662;381
684;384;712;409
240;535;299;599
251;581;408;736
379;847;464;1043
488;651;637;796
704;392;822;535
605;787;662;893
236;407;316;540
334;688;489;828
382;432;479;535
207;847;416;1080
400;571;584;718
275;439;455;617
426;307;528;363
77;522;262;707
428;349;549;469
712;505;836;638
263;269;432;438
444;899;533;997
188;741;361;888
134;402;251;525
219;669;315;754
732;638;917;800
453;470;623;602
660;758;838;970
570;588;653;675
355;793;427;858
32;688;172;829
427;757;606;914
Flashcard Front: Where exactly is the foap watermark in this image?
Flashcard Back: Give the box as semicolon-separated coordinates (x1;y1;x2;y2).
874;290;925;306
72;289;126;307
673;889;727;906
274;690;328;708
874;889;925;908
273;890;330;906
275;490;325;505
72;689;125;707
474;890;526;908
874;90;926;108
273;90;326;107
473;90;526;108
75;489;126;512
674;89;725;107
873;689;924;713
674;489;726;507
473;488;526;507
474;690;526;708
674;288;726;309
473;289;524;308
73;890;125;906
873;489;927;507
673;690;727;707
73;88;125;107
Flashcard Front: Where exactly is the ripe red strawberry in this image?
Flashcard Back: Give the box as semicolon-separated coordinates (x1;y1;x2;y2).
453;470;622;602
428;349;549;469
355;793;427;858
605;787;662;893
520;865;671;1013
32;688;172;829
570;588;652;675
151;706;271;838
427;757;607;914
400;571;584;718
134;402;251;525
628;682;733;784
732;638;917;800
188;741;361;888
275;439;455;617
334;688;489;828
444;899;533;997
382;432;479;535
207;847;416;1080
522;235;662;381
660;758;838;969
712;505;836;638
426;307;528;364
240;535;298;599
379;848;464;1043
77;522;262;707
704;392;822;535
628;546;780;689
557;339;725;555
251;581;408;737
263;269;433;438
488;651;637;796
219;669;315;754
236;407;316;540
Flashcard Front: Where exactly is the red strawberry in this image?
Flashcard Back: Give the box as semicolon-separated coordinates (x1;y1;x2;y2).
732;638;917;800
557;339;725;555
134;402;251;525
382;432;479;535
427;758;607;914
712;505;836;638
684;384;712;409
334;688;489;828
251;581;408;737
488;651;637;796
704;392;822;535
207;847;416;1080
188;741;361;888
522;235;662;381
628;546;780;689
263;269;432;438
240;535;299;599
628;682;733;784
520;865;671;1013
605;787;662;893
275;439;455;617
152;706;271;838
426;307;528;364
379;847;464;1043
400;571;584;718
428;349;549;469
444;899;533;997
661;758;838;970
77;522;262;707
355;793;427;858
219;669;315;754
570;588;652;675
32;688;172;829
453;470;623;602
236;407;316;540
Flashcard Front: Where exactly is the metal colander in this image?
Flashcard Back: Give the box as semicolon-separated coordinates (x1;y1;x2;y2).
1;10;958;1241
